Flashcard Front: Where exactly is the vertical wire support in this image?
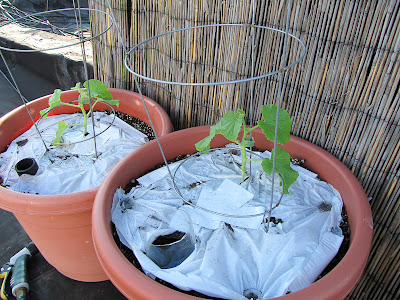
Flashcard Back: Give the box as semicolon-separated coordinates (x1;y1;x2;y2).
104;0;176;181
0;50;49;151
263;0;294;233
248;0;256;179
72;0;98;158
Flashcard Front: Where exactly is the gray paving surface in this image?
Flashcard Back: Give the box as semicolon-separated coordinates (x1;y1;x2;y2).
0;61;58;116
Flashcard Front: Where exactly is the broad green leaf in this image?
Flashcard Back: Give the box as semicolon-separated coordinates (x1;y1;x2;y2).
219;110;245;142
40;89;62;118
83;79;113;100
258;104;292;145
79;80;115;105
261;146;299;194
53;121;69;145
195;121;222;152
195;110;244;152
195;134;215;152
49;89;62;107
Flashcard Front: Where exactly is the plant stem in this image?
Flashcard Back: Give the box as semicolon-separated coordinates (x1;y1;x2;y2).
247;124;259;132
239;124;260;182
63;102;81;108
248;158;263;162
241;144;247;182
80;105;88;135
85;99;100;119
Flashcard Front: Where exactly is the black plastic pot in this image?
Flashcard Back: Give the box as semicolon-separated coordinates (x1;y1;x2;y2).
15;158;38;176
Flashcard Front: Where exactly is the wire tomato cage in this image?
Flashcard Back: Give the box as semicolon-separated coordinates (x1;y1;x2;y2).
170;147;286;220
0;3;114;157
0;0;307;232
106;0;307;232
34;99;117;147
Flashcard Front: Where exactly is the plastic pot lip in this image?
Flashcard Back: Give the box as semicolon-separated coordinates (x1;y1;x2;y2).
92;126;373;300
0;88;173;215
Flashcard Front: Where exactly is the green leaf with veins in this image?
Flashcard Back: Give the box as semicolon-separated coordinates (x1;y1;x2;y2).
196;105;299;192
53;121;69;145
219;110;245;142
79;79;114;105
40;89;62;118
258;104;291;145
40;80;118;144
195;110;244;152
261;146;299;194
195;121;222;152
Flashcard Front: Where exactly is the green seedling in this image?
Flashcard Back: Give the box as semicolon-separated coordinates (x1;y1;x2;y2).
195;105;299;194
40;79;119;145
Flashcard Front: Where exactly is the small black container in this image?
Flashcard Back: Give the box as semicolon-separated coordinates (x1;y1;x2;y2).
15;158;39;176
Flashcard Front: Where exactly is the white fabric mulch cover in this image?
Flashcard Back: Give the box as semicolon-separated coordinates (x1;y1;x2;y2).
112;146;344;299
0;112;148;195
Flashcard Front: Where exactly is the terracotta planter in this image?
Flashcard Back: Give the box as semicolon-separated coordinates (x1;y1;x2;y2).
0;88;173;282
92;126;373;299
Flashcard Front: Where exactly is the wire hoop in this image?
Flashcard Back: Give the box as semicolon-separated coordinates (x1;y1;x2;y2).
124;23;306;86
171;147;284;219
35;100;117;147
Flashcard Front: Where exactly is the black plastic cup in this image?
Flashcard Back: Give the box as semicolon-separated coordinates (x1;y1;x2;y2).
15;158;39;176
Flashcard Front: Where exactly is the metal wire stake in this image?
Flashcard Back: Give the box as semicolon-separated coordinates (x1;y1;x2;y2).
105;0;176;182
0;50;49;152
263;0;294;233
248;0;257;181
72;0;98;159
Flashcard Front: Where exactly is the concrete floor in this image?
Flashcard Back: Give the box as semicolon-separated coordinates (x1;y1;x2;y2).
0;59;127;299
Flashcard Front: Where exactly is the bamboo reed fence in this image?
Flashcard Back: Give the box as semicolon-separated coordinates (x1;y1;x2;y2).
88;0;400;299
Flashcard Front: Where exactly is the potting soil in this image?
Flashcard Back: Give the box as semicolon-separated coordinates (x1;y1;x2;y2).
112;147;344;299
0;112;148;195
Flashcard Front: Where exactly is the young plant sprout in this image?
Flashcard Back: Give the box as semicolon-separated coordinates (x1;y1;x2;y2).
195;104;298;194
40;79;119;145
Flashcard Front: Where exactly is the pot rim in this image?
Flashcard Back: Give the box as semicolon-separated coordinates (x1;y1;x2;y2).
92;126;373;300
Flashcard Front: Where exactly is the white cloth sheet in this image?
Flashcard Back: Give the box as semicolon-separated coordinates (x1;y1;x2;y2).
112;147;344;299
0;112;148;194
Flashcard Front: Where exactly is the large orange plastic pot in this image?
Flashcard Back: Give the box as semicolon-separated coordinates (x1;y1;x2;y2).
92;126;373;299
0;88;173;282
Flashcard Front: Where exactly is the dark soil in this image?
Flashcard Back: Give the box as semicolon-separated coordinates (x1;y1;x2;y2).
113;152;351;299
111;111;155;140
268;216;284;225
112;223;144;272
152;231;186;246
316;206;350;280
16;139;28;147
